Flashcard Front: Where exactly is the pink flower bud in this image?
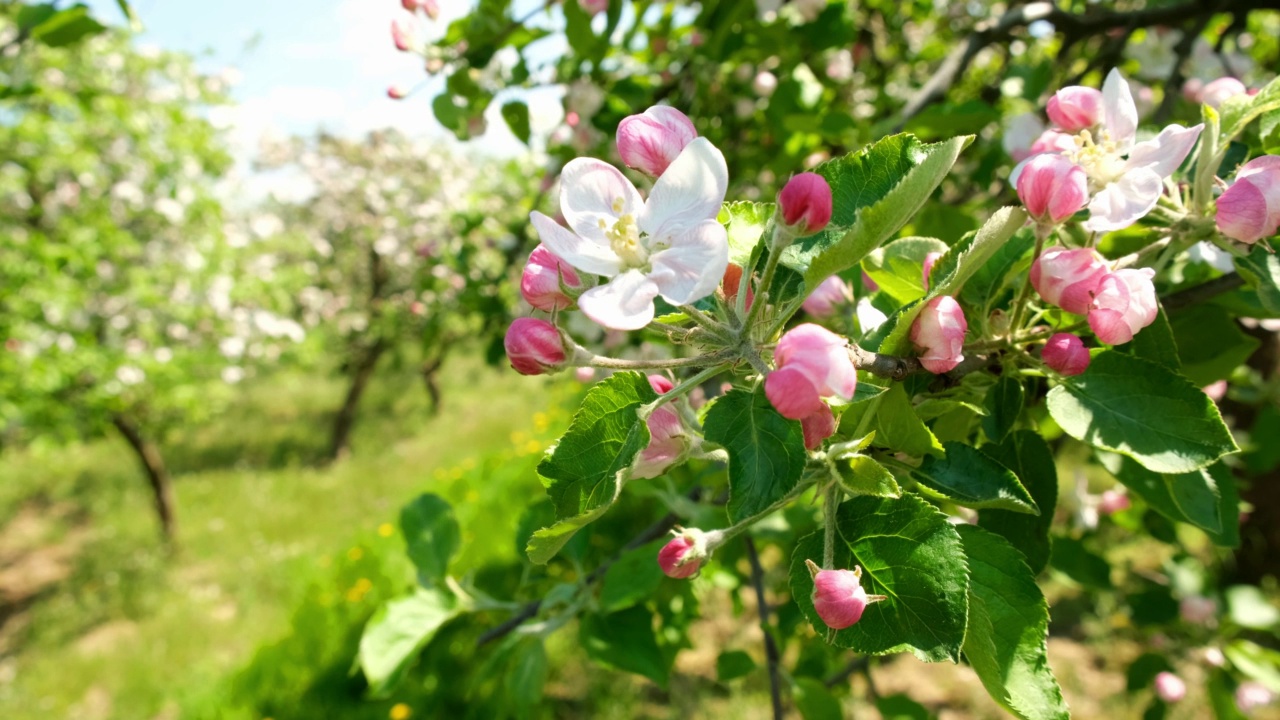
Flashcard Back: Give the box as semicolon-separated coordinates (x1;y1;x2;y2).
578;0;609;16
1097;488;1130;515
616;106;698;177
1200;77;1247;108
1179;595;1217;624
1042;333;1090;376
504;318;566;375
1088;268;1158;345
387;84;410;100
722;263;754;310
910;296;967;374
752;71;778;97
1202;647;1226;667
1030;248;1109;315
778;172;833;236
1236;681;1275;712
521;245;582;311
658;527;715;578
1046;86;1104;133
391;17;416;52
402;0;439;17
922;252;942;291
1154;672;1186;703
802;276;850;318
801;404;836;450
1028;129;1077;158
806;559;887;629
1217;155;1280;244
1017;154;1089;224
1204;380;1228;402
765;324;857;420
633;375;688;479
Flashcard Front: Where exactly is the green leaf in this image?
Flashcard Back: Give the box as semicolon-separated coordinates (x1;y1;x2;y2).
1098;453;1239;546
959;227;1036;311
503;637;549;711
863;236;948;304
580;604;671;688
931;206;1029;297
1169;304;1260;386
16;3;57;33
979;432;1060;574
1226;587;1280;630
958;525;1069;720
720;201;775;266
716;650;757;682
399;493;460;583
599;540;665;612
839;455;902;498
790;493;969;662
501;101;531;145
29;5;106;47
1126;305;1181;372
1046;351;1238;474
1236;246;1280;316
1262;108;1280;154
981;375;1024;443
527;372;657;564
904;100;1001;139
911;441;1038;514
793;677;845;720
877;694;935;720
1225;639;1280;694
1049;536;1112;590
703;387;807;523
780;134;970;291
871;384;943;456
358;588;460;696
1208;668;1249;720
1220;76;1280;144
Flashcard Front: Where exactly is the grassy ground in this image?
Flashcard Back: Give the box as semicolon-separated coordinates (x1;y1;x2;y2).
0;356;568;720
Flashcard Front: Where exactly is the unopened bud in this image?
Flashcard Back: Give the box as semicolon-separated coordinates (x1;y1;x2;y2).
616;106;698;177
802;276;850;318
1016;154;1089;225
1046;86;1103;133
1030;248;1108;316
391;17;416;52
800;405;837;450
778;172;833;238
806;558;887;629
658;527;719;578
910;296;967;374
922;252;942;291
387;84;410;100
1041;333;1090;376
521;245;582;311
1097;488;1130;515
504;318;566;375
1236;681;1275;712
721;263;754;310
1154;672;1186;703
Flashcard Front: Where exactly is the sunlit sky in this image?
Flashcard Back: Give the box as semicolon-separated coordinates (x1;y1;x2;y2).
84;0;568;164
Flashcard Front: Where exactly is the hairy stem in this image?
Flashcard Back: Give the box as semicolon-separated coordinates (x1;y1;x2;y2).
823;483;840;569
1007;225;1049;337
584;349;734;370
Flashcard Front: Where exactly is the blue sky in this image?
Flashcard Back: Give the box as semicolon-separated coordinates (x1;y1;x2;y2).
85;0;567;167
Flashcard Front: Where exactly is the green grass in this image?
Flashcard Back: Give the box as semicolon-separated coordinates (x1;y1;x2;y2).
0;356;572;720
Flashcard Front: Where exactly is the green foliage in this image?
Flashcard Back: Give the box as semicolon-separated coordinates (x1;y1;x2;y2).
910;441;1039;514
358;587;462;697
703;386;807;522
400;493;461;584
978;431;1059;574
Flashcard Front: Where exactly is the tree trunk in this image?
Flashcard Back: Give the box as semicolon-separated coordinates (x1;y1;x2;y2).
421;356;443;415
110;414;176;543
329;340;387;461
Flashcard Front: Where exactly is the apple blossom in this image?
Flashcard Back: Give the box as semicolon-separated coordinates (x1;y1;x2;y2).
801;404;837;450
521;244;583;311
616;106;698;177
802;276;850;318
391;17;416;52
1154;672;1186;703
1046;86;1104;133
1016;153;1089;224
1046;70;1203;232
778;172;833;237
504;318;566;375
1030;248;1109;315
529;135;729;330
1042;333;1091;376
1236;681;1275;712
1097;488;1130;515
765;324;857;420
805;559;887;629
658;527;721;578
910;296;967;374
1217;155;1280;243
1088;268;1158;345
1200;77;1247;108
922;252;941;290
632;375;689;479
386;85;410;100
753;71;778;97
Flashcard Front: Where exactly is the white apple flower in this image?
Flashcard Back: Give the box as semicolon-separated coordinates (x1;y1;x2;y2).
1068;69;1203;233
529;137;730;330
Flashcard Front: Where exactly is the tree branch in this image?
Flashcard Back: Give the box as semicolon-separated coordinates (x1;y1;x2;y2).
744;535;785;720
1160;272;1245;312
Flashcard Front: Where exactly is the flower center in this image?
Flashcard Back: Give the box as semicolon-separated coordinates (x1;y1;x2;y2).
600;197;649;268
1070;129;1127;187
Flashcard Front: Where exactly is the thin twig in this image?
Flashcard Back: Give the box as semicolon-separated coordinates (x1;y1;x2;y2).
745;535;785;720
1161;272;1245;312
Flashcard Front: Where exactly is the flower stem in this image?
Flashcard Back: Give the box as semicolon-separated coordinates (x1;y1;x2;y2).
640;363;726;418
1007;224;1051;339
584;349;734;370
823;482;840;569
711;480;814;548
744;226;787;336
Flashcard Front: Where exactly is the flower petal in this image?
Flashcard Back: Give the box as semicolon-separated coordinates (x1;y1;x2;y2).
577;269;660;330
640;137;729;239
1101;68;1138;150
1082;167;1163;233
648;219;730;305
1126;123;1204;178
559;157;643;244
530;211;621;276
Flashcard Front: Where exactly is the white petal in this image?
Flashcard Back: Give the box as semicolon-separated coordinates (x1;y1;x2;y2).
530;211;621;276
648;220;730;305
577;270;660;330
559;158;643;244
1082;168;1163;233
639;138;729;239
1126;123;1203;178
1102;68;1138;151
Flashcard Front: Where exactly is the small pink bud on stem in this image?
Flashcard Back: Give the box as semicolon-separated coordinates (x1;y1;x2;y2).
504;318;567;375
657;527;720;578
1154;672;1186;703
1030;248;1109;316
1046;86;1104;133
391;17;416;52
1016;154;1089;225
805;558;887;629
616;106;698;177
765;324;856;420
520;245;582;311
1041;333;1090;376
802;276;850;318
910;296;967;374
778;172;833;238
